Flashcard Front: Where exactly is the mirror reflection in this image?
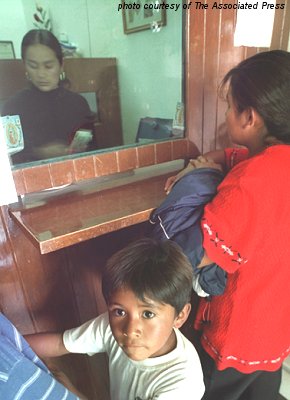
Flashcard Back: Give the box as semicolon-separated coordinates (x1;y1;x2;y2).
0;0;184;168
2;29;99;164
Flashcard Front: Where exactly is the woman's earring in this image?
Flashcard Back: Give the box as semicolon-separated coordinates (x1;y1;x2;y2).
25;72;31;81
59;71;66;81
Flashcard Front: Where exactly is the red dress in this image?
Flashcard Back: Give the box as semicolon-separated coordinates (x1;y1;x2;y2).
195;145;290;373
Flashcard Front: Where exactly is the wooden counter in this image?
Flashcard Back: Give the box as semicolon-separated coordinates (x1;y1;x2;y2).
8;167;178;254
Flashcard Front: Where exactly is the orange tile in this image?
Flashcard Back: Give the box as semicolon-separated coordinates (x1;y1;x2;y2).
117;148;138;172
155;141;172;164
12;169;26;195
137;144;155;167
94;152;118;176
22;165;52;193
14;140;195;195
73;155;96;182
49;160;75;187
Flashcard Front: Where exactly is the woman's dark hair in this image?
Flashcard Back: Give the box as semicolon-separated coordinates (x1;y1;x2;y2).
102;238;193;314
21;29;63;65
220;50;290;144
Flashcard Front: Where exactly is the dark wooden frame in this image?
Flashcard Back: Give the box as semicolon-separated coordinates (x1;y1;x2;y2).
122;0;166;34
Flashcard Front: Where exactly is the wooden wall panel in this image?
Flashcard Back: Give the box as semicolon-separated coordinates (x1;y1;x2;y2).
185;5;206;151
271;0;289;50
202;6;221;151
186;0;290;154
0;207;35;331
1;205;77;333
215;7;244;149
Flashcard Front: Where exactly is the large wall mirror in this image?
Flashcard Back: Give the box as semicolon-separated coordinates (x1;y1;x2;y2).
0;0;185;169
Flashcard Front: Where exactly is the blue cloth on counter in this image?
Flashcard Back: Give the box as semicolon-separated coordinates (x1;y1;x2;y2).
0;313;79;399
149;167;227;296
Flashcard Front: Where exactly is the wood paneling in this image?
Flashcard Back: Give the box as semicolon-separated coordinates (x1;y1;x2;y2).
185;0;290;154
64;58;123;149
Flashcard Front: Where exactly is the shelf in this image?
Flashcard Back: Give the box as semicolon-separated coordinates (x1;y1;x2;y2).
8;165;180;254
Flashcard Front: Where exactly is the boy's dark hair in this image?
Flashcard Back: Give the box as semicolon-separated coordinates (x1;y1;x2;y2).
220;50;290;144
21;29;63;65
102;238;193;314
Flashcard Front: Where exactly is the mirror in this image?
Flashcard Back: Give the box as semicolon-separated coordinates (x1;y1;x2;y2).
0;0;185;169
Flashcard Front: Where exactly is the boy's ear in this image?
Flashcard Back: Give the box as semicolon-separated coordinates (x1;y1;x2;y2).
173;303;191;329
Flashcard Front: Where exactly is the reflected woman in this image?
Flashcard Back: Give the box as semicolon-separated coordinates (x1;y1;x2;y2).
2;29;96;164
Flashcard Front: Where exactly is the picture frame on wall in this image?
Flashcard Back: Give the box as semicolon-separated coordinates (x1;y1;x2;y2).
122;0;166;34
0;41;15;59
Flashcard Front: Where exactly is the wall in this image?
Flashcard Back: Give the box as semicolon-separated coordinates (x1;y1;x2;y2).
0;0;26;57
0;0;183;146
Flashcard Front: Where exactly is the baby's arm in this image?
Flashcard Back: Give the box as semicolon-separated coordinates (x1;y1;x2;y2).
197;251;215;269
24;332;69;358
203;149;227;168
164;149;225;193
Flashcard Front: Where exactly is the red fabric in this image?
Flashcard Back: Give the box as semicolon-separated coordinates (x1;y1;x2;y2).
224;147;249;171
195;145;290;373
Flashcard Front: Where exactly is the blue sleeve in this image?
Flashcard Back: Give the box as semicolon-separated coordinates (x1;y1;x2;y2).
0;313;79;399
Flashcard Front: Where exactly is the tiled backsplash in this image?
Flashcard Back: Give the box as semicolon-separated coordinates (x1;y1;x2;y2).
12;139;199;195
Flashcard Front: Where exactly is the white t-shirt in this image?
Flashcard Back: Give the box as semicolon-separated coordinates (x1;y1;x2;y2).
63;312;204;400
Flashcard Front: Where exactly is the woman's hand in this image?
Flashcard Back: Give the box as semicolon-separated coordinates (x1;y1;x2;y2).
190;155;223;170
164;155;223;194
164;162;195;194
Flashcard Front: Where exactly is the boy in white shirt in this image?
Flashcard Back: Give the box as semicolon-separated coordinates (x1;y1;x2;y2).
25;238;204;400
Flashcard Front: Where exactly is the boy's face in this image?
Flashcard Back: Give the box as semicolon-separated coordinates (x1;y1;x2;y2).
108;287;187;361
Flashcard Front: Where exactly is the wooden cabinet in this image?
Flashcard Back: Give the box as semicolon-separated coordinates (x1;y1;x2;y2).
0;170;176;399
64;58;123;149
0;201;148;399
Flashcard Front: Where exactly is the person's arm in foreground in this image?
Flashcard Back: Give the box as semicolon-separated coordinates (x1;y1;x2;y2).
24;332;69;358
24;332;88;399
